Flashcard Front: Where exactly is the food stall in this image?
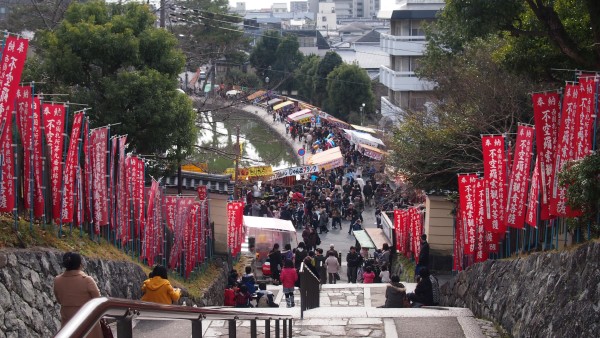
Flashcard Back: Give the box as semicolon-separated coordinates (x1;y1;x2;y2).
243;216;298;267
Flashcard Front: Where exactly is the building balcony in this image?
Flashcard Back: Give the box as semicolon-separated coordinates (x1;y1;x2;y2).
381;96;404;117
379;65;433;91
380;33;426;56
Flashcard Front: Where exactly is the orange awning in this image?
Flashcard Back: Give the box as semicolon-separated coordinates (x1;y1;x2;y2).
246;90;267;101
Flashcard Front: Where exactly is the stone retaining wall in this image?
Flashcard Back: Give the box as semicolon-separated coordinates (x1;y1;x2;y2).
440;241;600;338
0;248;231;337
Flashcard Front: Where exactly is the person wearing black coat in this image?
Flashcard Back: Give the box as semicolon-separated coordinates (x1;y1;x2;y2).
380;275;407;308
416;234;430;278
346;246;362;283
268;244;283;283
408;267;434;307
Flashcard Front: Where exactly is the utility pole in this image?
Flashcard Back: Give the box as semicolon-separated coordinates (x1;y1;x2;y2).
160;0;166;28
234;126;241;200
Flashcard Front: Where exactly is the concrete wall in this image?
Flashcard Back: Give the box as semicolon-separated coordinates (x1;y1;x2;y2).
210;193;231;255
424;195;454;271
440;241;600;338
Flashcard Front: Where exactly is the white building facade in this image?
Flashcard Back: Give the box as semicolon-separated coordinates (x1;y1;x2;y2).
378;0;444;121
317;3;337;30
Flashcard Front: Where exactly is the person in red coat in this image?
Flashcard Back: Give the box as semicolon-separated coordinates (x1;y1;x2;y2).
279;259;298;308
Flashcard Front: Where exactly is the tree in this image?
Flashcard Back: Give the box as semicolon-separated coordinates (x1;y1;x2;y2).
432;0;600;80
295;54;320;102
169;0;248;70
272;35;303;91
32;2;196;159
0;0;74;31
249;30;281;78
314;51;342;107
389;38;538;191
325;63;375;121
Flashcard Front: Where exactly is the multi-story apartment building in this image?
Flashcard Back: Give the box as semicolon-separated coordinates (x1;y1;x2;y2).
378;0;444;120
309;0;379;19
316;2;337;30
271;3;288;13
290;1;309;12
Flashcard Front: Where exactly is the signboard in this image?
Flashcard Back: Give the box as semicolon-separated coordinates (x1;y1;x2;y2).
298;148;305;156
271;165;319;180
182;163;207;173
225;165;273;180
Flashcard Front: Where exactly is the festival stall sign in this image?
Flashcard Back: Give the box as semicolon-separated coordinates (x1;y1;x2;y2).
287;109;313;123
307;146;344;171
357;143;386;161
224;165;273;180
266;98;283;107
273;100;294;111
246;90;266;101
318;112;351;129
342;129;385;148
350;124;377;134
271;165;319;180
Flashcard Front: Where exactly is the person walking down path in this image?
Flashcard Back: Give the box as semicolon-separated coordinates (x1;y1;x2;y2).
346;246;362;283
280;260;298;308
54;252;103;338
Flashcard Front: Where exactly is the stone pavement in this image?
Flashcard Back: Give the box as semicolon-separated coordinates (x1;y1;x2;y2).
194;283;503;338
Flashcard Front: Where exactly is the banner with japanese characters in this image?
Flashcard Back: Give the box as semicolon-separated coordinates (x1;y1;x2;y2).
474;178;487;263
409;207;422;264
116;136;128;240
16;86;33;209
61;112;84;223
550;84;578;217
227;201;244;256
532;92;560;220
574;74;596;159
525;158;540;228
164;195;176;232
458;173;478;255
42;103;66;222
482;135;507;233
143;180;160;267
0;116;15;213
169;197;194;269
90;127;109;229
505;124;535;229
0;36;29;140
393;209;402;252
453;208;464;272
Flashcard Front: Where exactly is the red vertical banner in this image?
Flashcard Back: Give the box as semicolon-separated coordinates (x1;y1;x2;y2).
453;208;464;272
393;209;402;252
144;180;159;266
90;127;109;230
82;119;91;223
31;98;44;218
164;195;176;232
410;207;422;264
185;203;201;278
135;157;145;236
197;185;207;200
525;158;540;228
169;197;194;269
0;36;28;140
532;92;560;220
42;103;66;222
474;178;487;263
458;174;478;255
109;137;117;228
61;112;84;223
505;125;535;229
227;201;244;256
116;137;127;241
0;116;14;213
485;231;500;254
400;210;409;257
482;135;507;233
551;84;578;217
16;86;33;209
574;75;597;159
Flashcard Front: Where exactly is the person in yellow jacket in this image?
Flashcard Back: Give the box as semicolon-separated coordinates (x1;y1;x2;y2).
141;265;181;304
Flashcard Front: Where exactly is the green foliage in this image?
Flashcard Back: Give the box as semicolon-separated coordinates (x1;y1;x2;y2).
224;68;260;89
390;38;537;191
31;1;196;160
559;153;600;236
272;35;304;91
249;30;281;75
325;63;375;121
314;51;343;106
0;0;74;31
433;0;600;80
295;54;321;102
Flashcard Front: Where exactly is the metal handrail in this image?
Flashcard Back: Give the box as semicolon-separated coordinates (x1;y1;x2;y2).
299;262;320;319
55;297;292;338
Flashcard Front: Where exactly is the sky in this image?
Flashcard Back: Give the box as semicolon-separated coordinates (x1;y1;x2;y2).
228;0;398;11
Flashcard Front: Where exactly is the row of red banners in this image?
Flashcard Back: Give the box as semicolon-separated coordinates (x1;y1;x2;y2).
454;74;598;270
0;34;212;278
393;207;423;263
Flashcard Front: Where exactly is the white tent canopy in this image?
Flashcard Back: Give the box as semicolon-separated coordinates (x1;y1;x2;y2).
243;216;296;232
307;146;344;171
343;129;385;148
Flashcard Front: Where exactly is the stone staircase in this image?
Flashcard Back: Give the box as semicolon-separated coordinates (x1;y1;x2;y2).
191;283;497;338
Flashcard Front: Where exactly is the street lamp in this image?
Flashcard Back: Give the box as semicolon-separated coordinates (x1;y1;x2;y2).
265;76;270;91
360;102;365;126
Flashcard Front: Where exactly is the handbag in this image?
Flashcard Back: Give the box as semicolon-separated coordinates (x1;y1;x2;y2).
100;319;114;338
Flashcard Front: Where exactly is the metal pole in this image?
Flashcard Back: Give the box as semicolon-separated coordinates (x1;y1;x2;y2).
275;319;280;338
234;126;240;200
228;319;236;338
265;319;271;338
250;319;257;338
288;319;292;338
191;319;203;338
283;319;287;338
116;317;133;338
